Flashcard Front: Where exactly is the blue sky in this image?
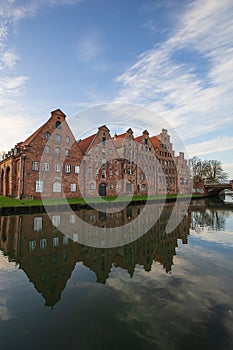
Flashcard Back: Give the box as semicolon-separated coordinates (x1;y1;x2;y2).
0;0;233;177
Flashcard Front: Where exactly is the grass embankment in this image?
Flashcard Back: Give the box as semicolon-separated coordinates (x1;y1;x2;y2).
0;193;201;208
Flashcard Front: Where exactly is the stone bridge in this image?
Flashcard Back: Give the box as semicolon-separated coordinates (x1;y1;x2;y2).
204;183;233;196
193;180;233;196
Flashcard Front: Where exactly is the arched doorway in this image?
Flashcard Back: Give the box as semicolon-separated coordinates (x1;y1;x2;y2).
0;169;4;196
5;167;10;196
99;183;106;196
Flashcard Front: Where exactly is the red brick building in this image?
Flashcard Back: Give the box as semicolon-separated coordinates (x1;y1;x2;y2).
150;129;177;194
77;125;122;197
175;152;192;194
0;109;82;199
0;108;191;199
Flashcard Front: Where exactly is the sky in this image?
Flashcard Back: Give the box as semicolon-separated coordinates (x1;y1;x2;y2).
0;0;233;178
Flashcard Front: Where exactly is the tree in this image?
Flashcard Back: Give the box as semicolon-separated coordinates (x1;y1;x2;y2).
189;157;228;183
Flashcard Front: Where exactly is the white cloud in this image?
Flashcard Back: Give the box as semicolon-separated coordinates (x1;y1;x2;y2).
1;50;20;69
115;0;233;148
187;137;233;157
76;33;103;63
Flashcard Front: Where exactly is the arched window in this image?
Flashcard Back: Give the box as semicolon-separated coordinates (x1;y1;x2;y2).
102;137;106;146
56;121;61;128
45;131;51;139
54;147;60;155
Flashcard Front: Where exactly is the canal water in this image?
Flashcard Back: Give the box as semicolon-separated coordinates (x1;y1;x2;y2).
0;196;233;350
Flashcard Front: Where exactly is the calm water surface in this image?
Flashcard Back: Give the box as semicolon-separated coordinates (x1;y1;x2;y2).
0;196;233;350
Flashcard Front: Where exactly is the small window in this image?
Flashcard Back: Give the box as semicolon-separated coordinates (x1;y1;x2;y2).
29;240;36;251
54;147;60;155
42;163;49;172
65;149;70;156
34;217;42;231
90;183;95;190
101;170;106;178
35;180;44;193
55;164;61;172
64;164;71;173
45;145;50;154
71;183;76;192
74;165;80;174
66;135;70;144
69;214;76;224
32;161;40;171
40;239;47;249
53;237;59;246
55;134;61;142
45;132;51;139
52;215;60;227
102;137;106;147
56;121;61;128
53;181;61;192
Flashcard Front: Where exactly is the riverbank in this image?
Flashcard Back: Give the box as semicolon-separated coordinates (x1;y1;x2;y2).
0;194;202;215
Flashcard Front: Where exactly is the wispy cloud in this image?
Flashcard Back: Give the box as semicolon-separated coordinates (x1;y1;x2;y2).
115;0;233;146
76;32;104;63
187;137;233;157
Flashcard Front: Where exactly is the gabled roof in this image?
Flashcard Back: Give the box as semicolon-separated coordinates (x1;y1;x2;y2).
134;135;142;143
112;133;126;148
21;123;46;147
77;134;96;154
150;136;160;149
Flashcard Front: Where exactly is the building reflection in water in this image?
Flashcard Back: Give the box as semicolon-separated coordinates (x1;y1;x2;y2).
0;201;200;307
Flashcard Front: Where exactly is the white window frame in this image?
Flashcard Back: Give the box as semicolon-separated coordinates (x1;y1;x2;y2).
74;165;80;174
55;164;61;172
34;217;42;231
70;183;76;192
90;182;95;190
64;164;71;173
52;215;60;227
42;162;50;172
35;180;44;193
32;161;40;171
53;181;62;193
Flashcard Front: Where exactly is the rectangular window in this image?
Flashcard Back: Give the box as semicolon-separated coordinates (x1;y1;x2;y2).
35;180;44;193
32;161;40;171
42;162;50;172
74;165;80;174
55;164;61;172
29;240;36;251
52;215;60;227
64;164;71;173
65;149;70;156
34;217;42;231
90;183;95;190
53;237;59;247
70;183;76;192
40;239;47;249
69;214;76;224
63;236;69;245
